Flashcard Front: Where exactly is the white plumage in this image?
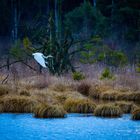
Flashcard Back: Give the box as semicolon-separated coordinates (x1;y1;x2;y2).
32;52;53;68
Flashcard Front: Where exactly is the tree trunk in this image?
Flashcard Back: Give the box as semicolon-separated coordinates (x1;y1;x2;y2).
46;0;50;17
83;0;88;39
93;0;96;7
11;0;20;42
58;0;62;41
55;0;59;39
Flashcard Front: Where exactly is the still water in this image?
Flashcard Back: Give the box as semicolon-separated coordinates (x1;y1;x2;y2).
0;113;140;140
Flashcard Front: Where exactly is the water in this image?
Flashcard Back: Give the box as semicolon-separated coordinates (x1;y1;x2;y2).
0;113;140;140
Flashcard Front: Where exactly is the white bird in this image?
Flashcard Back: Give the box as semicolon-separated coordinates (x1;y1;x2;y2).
32;52;53;68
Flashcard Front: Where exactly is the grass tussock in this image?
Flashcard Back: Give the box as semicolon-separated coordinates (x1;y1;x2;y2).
127;92;140;102
94;104;122;118
116;92;130;101
89;85;102;99
132;108;140;120
115;101;135;113
19;90;30;96
0;96;36;113
77;82;91;96
56;95;67;103
64;99;96;113
101;91;118;101
34;103;66;118
0;86;9;96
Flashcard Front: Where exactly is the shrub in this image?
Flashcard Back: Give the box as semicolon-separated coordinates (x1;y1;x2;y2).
100;68;114;80
77;82;91;96
94;104;122;118
34;103;66;118
115;101;134;113
0;86;9;96
64;98;96;113
72;72;85;81
136;63;140;73
132;108;140;120
0;96;36;113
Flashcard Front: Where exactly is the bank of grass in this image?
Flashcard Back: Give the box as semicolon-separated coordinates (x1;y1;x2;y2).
94;104;122;118
64;98;96;113
132;108;140;120
0;85;10;96
89;86;140;103
115;101;137;113
34;103;66;118
0;95;36;113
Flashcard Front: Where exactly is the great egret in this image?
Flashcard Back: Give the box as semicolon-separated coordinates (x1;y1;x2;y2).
32;52;53;68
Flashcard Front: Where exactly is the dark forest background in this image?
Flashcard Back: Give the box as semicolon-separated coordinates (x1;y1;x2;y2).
0;0;140;74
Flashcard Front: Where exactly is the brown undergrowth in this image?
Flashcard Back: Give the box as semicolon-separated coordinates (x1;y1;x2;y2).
0;65;139;119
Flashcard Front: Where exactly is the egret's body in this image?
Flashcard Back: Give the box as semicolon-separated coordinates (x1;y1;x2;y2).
32;52;53;68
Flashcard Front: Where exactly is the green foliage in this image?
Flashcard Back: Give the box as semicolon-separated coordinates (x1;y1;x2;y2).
100;68;115;80
106;51;128;67
72;72;85;81
23;37;32;49
64;2;107;37
80;36;128;67
80;43;96;64
136;63;140;73
35;15;77;75
23;37;35;53
10;40;25;59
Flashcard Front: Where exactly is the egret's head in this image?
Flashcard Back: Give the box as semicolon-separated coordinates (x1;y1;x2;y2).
32;53;35;56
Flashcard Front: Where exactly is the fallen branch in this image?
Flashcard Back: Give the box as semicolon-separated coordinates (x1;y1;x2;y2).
0;60;37;72
1;74;9;84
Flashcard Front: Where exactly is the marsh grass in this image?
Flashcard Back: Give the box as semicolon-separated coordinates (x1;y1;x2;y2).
64;98;96;113
94;104;122;118
51;83;71;92
34;103;66;118
132;108;140;120
127;92;140;102
0;96;36;113
19;90;30;96
101;91;118;101
115;101;135;113
77;82;91;96
89;85;102;99
0;86;9;96
56;95;67;103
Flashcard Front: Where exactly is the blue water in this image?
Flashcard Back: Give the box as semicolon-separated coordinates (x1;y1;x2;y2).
0;114;140;140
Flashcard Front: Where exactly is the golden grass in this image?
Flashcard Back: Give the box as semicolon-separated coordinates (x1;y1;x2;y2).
64;98;96;113
101;91;118;101
19;90;30;96
0;86;9;96
56;95;67;103
116;92;130;101
0;96;36;113
132;108;140;120
34;103;66;118
89;85;101;99
94;104;122;117
50;83;72;92
77;82;91;96
127;92;140;102
115;101;135;113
